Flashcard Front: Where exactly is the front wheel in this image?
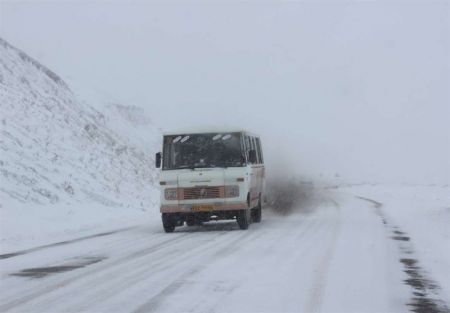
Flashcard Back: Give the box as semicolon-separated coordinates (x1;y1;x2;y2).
162;213;176;233
237;209;250;230
163;225;175;233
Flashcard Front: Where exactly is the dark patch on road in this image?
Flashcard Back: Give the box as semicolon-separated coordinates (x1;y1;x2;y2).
356;195;450;313
0;252;23;259
355;196;383;209
398;257;447;313
400;258;418;267
0;226;135;260
408;297;449;313
392;235;410;241
10;256;106;279
395;238;448;312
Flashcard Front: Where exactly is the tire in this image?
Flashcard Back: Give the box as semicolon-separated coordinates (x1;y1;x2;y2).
163;225;175;233
162;213;176;233
237;209;250;230
186;216;196;226
252;198;262;223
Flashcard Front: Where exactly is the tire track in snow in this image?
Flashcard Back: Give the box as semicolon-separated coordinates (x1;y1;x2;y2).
185;212;326;313
132;228;265;313
2;196;342;313
186;199;341;313
26;225;257;312
304;197;341;313
59;231;233;312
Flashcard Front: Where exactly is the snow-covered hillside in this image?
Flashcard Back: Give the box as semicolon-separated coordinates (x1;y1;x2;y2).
0;38;161;249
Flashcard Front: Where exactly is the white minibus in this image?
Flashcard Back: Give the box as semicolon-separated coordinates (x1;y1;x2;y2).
155;130;265;232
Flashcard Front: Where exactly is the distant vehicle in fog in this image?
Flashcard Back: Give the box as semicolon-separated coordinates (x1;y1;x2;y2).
155;130;265;232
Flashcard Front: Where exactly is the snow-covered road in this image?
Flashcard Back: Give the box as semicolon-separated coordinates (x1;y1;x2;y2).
1;189;449;313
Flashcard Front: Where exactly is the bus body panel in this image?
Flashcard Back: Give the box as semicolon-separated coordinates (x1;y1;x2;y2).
157;130;264;229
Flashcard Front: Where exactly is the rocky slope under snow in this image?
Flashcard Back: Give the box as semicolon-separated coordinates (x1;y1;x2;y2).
0;38;160;210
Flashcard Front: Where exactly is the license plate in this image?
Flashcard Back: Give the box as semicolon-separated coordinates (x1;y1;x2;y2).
192;205;214;212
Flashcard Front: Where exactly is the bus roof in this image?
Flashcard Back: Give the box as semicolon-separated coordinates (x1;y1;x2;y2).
163;128;259;137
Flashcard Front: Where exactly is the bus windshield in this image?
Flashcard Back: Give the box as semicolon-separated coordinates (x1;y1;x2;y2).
162;133;244;170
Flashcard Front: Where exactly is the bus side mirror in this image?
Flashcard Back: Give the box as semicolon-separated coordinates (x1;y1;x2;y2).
249;150;257;164
155;152;161;168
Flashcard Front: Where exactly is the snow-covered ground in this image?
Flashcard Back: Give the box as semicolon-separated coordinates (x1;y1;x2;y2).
0;185;449;313
0;38;161;252
0;196;155;253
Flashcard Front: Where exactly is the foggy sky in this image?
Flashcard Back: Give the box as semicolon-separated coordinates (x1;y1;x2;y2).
1;1;449;184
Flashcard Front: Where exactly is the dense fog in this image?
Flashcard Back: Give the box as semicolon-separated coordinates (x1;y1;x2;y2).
1;3;450;312
2;1;448;184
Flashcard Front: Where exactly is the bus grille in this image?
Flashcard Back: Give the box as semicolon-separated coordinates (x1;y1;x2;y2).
181;186;223;200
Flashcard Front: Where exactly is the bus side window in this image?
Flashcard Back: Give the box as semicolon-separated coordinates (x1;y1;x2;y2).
240;133;247;164
250;137;255;164
245;135;251;161
250;136;259;164
255;137;261;164
256;137;263;164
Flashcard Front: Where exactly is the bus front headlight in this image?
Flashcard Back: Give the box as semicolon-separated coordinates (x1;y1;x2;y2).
164;188;178;200
225;185;240;198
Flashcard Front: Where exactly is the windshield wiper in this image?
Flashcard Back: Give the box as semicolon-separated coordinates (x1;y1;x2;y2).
191;165;214;170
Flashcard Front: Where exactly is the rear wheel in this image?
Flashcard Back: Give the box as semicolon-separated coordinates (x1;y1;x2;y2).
185;216;196;226
162;213;176;233
237;209;250;230
252;197;262;223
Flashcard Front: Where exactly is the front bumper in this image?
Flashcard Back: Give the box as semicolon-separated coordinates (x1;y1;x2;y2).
160;201;248;213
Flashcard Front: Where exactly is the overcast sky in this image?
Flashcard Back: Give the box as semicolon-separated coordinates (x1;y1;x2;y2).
1;0;449;184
